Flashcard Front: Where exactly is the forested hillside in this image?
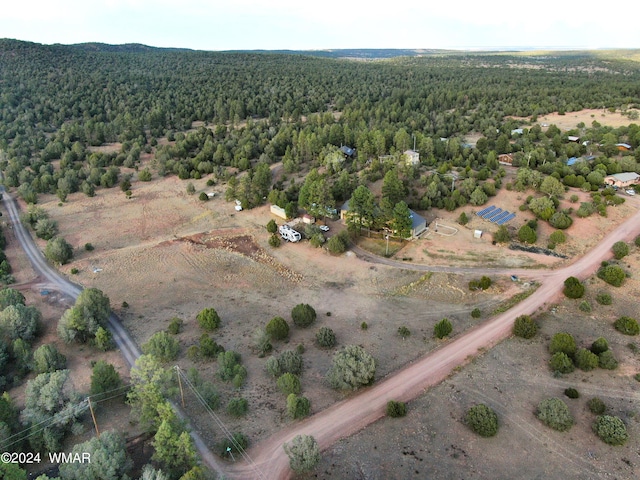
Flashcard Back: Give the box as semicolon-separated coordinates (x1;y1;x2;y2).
1;39;639;213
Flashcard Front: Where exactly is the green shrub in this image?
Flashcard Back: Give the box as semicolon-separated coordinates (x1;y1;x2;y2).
386;400;407;418
84;243;94;251
276;373;301;395
141;331;180;362
593;415;628;445
316;327;337;347
266;350;303;377
549;230;567;244
513;315;537;339
198;192;208;201
518;224;537;244
286;394;311;420
266;219;278;234
217;350;242;381
199;334;225;359
291;304;316;328
598;350;618;370
397;326;411;339
44;237;74;265
266;316;290;341
597;264;626;287
579;301;591;313
614;316;639;335
493;225;510;243
70;267;79;275
587;397;606;415
471;308;482;319
564;388;579;399
549;212;573;229
227;397;248;417
465;404;498;437
635;235;640;247
612;241;629;260
434;318;453;339
360;321;368;330
596;292;612;305
167;317;183;335
549;352;574;374
563;276;585;299
269;234;281;248
218;432;248;457
457;212;469;225
574;348;599;371
536;398;573;431
197;308;221;331
590;337;609;354
549;332;577;356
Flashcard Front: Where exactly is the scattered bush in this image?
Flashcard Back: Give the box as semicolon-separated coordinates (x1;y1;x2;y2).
471;308;482;319
291;304;316;328
598;350;618;370
386;400;407;418
518;225;537;244
217;350;243;381
316;327;337;347
595;292;612;305
469;276;492;291
286;394;311;420
266;219;278;234
465;404;498;437
268;234;281;248
142;331;180;363
549;212;573;230
94;326;115;351
198;192;208;201
513;315;537;339
614;316;639;335
199;334;225;359
587;397;606;415
218;432;248;457
597;264;626;287
167;317;184;335
197;308;221;331
549;352;574;374
635;235;640;247
44;237;74;265
549;332;577;356
590;337;609;354
360;321;368;330
397;326;411;339
593;415;628;445
327;345;376;390
574;348;599;371
252;327;272;357
564;388;579;399
549;230;566;244
226;397;248;417
276;373;301;395
434;318;453;339
266;316;289;341
33;344;67;374
578;301;591;312
283;435;320;474
612;241;629;260
563;276;585;299
536;397;573;431
326;231;349;254
493;225;511;243
266;350;303;378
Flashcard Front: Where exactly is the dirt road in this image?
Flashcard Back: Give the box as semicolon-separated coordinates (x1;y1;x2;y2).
229;205;640;480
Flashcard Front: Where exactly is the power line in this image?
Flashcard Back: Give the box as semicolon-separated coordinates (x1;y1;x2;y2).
175;366;267;480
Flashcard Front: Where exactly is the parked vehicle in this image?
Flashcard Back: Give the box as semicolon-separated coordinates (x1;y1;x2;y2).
319;225;330;232
625;189;636;196
279;224;301;242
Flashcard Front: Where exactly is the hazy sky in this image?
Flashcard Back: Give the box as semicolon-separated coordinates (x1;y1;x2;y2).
2;0;638;51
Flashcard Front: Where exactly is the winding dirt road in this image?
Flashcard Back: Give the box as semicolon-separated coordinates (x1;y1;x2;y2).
229;203;640;480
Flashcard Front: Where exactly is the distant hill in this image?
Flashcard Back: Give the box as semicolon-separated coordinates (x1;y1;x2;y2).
229;49;465;59
67;42;193;53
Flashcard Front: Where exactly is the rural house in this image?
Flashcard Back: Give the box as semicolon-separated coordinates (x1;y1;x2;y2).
403;149;420;166
604;172;640;188
340;201;427;239
498;153;514;165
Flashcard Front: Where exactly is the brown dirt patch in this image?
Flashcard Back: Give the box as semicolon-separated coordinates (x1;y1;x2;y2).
531;108;638;131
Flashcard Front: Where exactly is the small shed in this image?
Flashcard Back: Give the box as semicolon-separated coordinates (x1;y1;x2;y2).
498;154;514;165
567;136;580;142
302;214;315;224
409;210;428;238
474;230;483;239
270;204;288;220
404;150;420;166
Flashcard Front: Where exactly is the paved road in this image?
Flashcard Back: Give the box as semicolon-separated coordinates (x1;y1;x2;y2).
0;187;227;477
229;203;640;480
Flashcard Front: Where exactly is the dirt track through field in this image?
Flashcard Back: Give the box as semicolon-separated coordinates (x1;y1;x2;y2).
228;204;640;480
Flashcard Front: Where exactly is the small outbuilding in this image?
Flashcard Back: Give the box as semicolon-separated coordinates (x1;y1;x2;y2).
270;204;288;220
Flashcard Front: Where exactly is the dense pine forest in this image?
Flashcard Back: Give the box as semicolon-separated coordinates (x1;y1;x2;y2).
1;39;639;213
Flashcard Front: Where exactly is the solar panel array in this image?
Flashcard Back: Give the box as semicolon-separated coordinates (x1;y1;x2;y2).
476;205;515;225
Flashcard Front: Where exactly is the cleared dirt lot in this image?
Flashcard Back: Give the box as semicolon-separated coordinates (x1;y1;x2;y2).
28;168;640;477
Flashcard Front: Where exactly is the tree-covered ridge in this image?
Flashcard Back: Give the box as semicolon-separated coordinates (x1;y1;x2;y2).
1;39;639;212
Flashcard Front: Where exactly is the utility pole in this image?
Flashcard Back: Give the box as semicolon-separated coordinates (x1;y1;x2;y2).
88;398;100;438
